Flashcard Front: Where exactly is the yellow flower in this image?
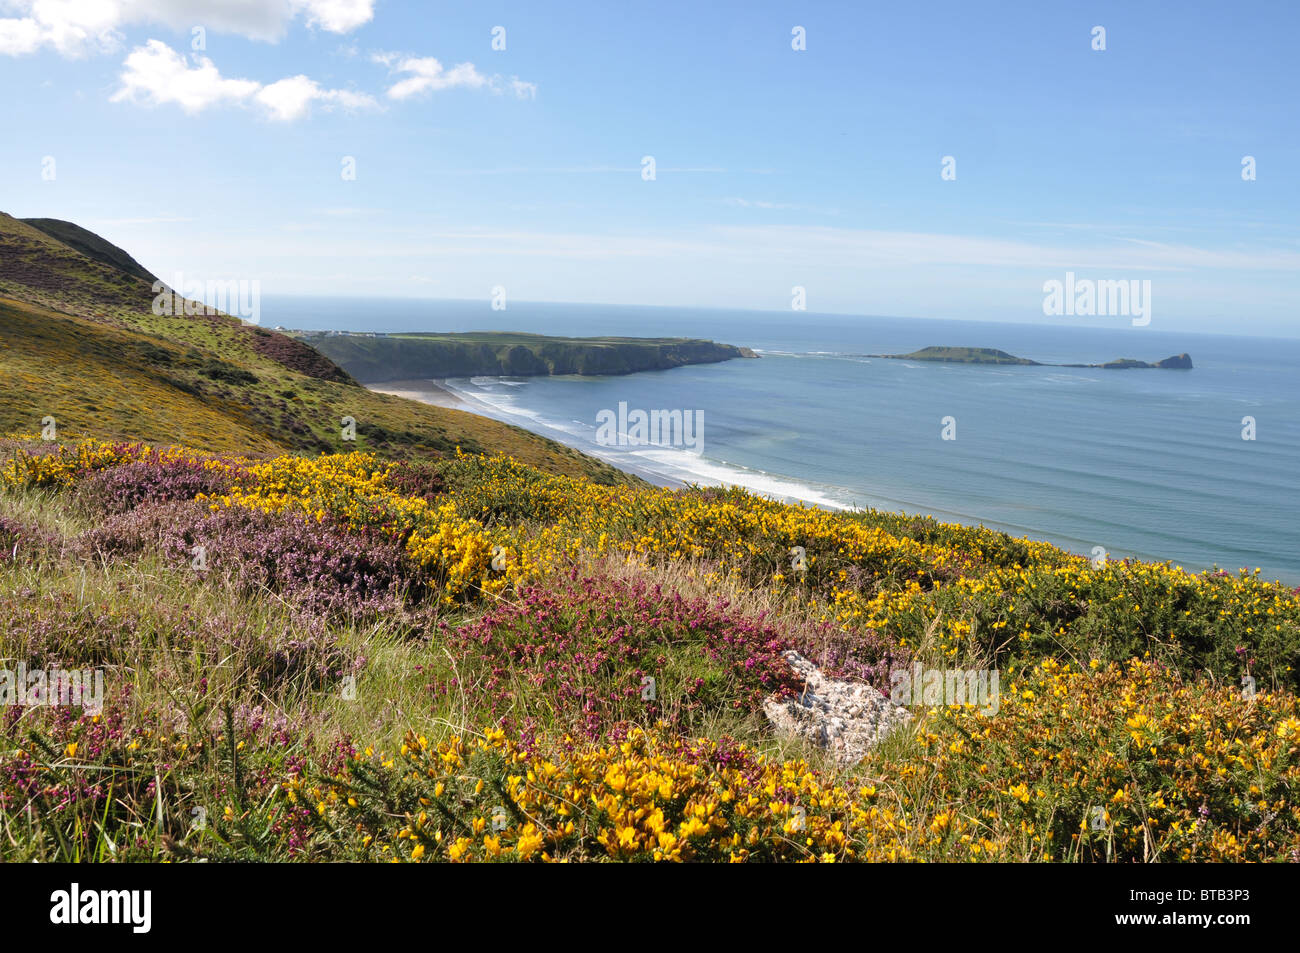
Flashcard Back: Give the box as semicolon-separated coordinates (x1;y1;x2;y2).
516;826;545;859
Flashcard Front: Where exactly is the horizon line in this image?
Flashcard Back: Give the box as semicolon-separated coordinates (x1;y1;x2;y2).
254;293;1291;342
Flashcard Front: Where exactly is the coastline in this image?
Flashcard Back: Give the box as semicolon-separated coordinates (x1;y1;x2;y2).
369;379;467;409
367;379;978;518
367;376;1117;528
365;379;690;490
366;377;1300;586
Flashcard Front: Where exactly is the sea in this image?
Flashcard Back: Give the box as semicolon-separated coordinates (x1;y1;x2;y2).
263;296;1300;585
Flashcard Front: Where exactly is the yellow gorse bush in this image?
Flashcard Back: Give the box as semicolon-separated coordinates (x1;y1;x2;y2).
202;451;418;529
7;436;1300;862
902;657;1300;862
288;725;873;862
200;451;501;601
405;505;503;601
10;439;1300;663
285;657;1300;862
0;437;225;488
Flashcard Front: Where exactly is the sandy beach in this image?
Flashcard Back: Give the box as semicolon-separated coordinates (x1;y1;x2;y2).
368;379;466;409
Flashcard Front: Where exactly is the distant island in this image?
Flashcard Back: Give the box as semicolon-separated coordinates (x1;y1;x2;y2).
293;330;758;383
869;346;1193;370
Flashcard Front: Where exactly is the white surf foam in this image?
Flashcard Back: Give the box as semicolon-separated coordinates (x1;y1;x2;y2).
422;378;857;510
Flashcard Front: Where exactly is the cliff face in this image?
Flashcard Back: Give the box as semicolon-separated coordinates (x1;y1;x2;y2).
298;332;757;383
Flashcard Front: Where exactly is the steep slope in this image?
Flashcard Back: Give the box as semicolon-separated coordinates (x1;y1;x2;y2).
0;296;282;452
0;212;150;319
21;218;157;282
0;213;636;483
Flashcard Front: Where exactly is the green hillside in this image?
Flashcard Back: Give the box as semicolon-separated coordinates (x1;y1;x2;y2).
21;217;157;282
0;213;634;483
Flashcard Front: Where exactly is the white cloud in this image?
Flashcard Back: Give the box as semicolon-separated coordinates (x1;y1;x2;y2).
111;38;376;119
0;0;376;57
291;0;372;33
124;1;295;41
255;72;374;119
112;40;258;111
0;0;122;56
0;16;42;55
374;52;537;100
380;56;489;99
254;74;321;119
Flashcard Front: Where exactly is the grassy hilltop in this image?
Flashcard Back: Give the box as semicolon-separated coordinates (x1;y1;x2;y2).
0;212;631;483
0;216;1297;864
298;330;757;382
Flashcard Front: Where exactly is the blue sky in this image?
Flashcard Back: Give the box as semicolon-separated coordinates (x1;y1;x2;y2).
2;0;1298;335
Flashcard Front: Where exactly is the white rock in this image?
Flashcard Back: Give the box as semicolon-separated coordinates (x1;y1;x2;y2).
763;650;911;766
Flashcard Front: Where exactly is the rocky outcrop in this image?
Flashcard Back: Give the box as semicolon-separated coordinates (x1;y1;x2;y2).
871;346;1040;365
1094;353;1194;369
763;651;912;765
876;346;1192;370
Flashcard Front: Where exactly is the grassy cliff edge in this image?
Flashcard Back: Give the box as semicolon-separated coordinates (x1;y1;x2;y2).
295;330;758;382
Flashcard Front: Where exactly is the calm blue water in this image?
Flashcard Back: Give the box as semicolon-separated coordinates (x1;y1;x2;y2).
265;296;1300;584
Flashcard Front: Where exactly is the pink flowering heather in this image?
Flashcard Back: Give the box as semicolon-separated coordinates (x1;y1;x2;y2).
0;514;58;564
161;507;418;620
431;569;803;741
75;502;420;621
75;455;239;514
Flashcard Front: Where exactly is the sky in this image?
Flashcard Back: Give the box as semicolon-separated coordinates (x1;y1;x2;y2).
1;0;1298;335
